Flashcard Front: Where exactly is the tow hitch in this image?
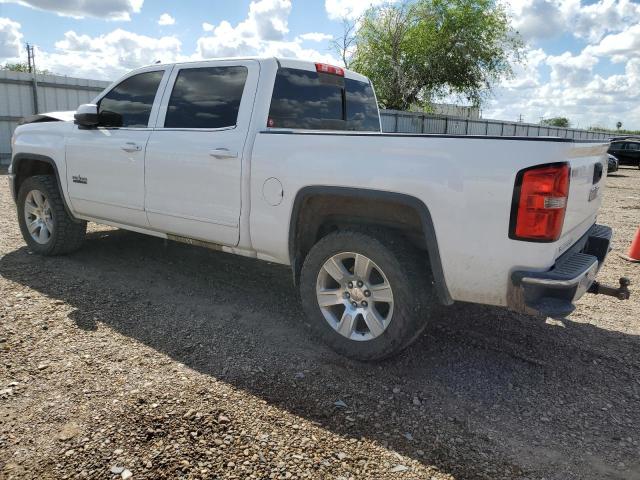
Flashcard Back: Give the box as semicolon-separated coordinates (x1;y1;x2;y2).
587;277;631;300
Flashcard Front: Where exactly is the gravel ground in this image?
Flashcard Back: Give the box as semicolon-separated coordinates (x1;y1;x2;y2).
1;167;639;480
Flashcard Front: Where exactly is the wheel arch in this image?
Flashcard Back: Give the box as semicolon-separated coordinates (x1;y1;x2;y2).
11;153;79;222
288;186;453;305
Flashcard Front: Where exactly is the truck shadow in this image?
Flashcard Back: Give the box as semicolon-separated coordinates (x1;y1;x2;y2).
1;228;638;479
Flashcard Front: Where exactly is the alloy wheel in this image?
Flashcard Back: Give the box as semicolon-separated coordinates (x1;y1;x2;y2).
24;189;54;245
316;252;394;341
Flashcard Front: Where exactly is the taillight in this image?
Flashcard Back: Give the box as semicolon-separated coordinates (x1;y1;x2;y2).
509;163;570;242
315;63;344;76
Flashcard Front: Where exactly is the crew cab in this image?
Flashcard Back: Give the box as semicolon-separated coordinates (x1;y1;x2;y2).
8;57;628;360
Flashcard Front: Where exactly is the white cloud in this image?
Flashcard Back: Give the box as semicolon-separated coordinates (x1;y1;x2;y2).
586;23;640;62
158;13;175;26
508;0;640;43
324;0;391;20
484;45;640;129
248;0;291;40
546;50;599;87
487;0;640;129
41;28;182;79
0;17;23;60
297;32;333;42
508;0;565;40
24;0;337;80
0;0;144;20
502;48;547;90
562;0;640;42
196;0;336;63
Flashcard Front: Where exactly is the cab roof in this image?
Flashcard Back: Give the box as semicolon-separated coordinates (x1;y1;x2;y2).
145;56;371;84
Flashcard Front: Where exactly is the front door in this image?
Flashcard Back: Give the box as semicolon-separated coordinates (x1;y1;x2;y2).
145;60;259;246
66;68;169;227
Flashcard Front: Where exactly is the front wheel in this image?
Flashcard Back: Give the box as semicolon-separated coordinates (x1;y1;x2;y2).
17;175;86;256
299;229;436;361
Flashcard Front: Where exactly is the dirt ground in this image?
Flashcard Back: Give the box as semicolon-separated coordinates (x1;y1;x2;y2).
1;166;639;480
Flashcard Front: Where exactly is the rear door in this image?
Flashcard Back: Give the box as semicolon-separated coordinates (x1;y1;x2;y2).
145;60;259;246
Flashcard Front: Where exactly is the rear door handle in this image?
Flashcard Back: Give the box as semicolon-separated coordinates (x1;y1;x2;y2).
121;142;142;153
209;148;238;159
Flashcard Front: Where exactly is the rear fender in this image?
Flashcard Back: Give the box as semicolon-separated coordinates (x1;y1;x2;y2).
289;186;453;305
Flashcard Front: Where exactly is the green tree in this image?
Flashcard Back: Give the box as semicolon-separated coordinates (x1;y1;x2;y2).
616;121;622;131
350;0;524;110
1;62;51;75
542;117;570;128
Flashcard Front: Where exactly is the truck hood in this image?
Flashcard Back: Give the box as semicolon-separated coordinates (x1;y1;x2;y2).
19;110;75;125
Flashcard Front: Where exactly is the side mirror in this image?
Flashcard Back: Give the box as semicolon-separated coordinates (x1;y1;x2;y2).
74;104;99;128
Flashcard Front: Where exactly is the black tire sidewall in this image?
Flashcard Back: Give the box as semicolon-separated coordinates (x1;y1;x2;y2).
17;176;62;255
300;230;434;361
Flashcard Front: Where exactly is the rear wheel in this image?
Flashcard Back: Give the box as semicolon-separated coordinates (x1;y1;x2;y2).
17;175;86;256
300;229;436;361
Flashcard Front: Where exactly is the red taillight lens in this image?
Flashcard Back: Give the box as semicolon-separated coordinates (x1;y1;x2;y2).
510;163;570;242
315;63;344;76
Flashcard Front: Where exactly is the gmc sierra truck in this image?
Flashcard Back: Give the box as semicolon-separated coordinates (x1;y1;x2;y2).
8;57;630;360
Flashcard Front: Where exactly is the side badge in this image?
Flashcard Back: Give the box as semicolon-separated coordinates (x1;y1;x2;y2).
72;175;88;184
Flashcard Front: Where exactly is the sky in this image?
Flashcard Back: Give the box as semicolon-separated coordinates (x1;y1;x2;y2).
0;0;639;130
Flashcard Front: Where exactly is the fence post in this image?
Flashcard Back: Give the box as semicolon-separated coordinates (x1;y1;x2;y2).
465;119;469;134
421;114;425;133
31;73;39;114
394;112;398;133
445;116;449;134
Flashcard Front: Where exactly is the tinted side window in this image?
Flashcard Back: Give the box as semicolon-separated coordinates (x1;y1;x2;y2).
98;71;164;128
164;66;248;129
627;143;640;151
268;68;343;130
345;78;380;131
268;68;379;131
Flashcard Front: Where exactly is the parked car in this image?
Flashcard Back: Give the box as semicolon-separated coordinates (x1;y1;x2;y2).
608;137;640;168
607;154;619;173
8;57;628;360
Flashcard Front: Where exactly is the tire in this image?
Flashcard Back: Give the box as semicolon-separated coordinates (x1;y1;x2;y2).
17;175;86;256
299;229;436;361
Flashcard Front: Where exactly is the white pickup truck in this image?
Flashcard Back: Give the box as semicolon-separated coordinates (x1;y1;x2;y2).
8;57;629;360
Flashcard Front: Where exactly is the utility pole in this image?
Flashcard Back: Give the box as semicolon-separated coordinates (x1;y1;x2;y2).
26;43;39;114
26;43;33;73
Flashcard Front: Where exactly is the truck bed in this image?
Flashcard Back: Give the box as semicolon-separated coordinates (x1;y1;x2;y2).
250;131;608;307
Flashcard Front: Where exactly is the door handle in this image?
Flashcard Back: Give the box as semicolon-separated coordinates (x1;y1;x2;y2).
209;148;238;159
121;142;142;153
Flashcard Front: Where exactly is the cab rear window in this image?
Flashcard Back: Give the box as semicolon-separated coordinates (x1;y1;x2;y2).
267;68;380;131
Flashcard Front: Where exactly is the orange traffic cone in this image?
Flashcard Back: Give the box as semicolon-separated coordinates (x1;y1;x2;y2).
621;226;640;262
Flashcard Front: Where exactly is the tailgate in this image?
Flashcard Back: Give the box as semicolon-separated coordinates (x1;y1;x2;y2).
561;142;609;245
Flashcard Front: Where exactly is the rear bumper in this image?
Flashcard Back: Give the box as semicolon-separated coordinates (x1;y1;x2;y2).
509;224;612;317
